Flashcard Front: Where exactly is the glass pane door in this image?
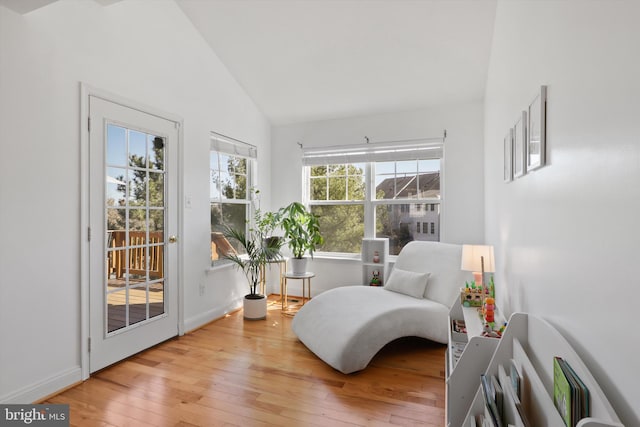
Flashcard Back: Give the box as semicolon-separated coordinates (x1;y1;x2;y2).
105;124;166;334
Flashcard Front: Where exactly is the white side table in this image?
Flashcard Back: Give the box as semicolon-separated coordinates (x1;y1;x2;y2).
281;272;315;314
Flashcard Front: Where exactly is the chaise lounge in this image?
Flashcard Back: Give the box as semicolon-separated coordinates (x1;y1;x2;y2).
292;241;472;374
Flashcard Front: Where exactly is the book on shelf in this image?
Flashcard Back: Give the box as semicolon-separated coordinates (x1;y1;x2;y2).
554;357;590;427
509;359;521;400
481;373;504;427
491;375;503;415
554;357;572;426
564;358;591;419
498;364;531;427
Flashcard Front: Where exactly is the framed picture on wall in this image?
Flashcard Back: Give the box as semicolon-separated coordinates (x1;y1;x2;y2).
504;128;513;182
513;111;527;179
527;85;547;171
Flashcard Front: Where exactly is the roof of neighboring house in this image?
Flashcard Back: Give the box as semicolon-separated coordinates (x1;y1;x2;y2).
375;172;440;199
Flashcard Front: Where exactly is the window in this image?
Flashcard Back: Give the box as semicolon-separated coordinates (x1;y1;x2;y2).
210;132;257;265
374;159;441;254
307;164;366;253
303;139;443;256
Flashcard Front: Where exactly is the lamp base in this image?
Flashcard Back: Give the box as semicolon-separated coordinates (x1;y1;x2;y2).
473;272;484;288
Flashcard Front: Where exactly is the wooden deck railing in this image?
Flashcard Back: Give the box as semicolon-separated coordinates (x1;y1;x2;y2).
108;231;164;280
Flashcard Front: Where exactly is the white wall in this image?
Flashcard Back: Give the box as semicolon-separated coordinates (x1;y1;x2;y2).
0;0;270;402
484;1;640;425
271;104;485;294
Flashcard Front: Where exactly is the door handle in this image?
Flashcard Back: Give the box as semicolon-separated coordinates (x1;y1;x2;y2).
168;235;178;244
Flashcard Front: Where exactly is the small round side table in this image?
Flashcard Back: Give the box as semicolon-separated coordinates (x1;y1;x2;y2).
281;272;315;315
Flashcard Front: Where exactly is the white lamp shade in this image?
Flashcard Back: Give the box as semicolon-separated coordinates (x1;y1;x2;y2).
461;245;495;273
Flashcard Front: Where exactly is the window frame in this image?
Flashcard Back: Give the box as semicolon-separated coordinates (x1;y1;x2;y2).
209;133;257;266
304;154;443;258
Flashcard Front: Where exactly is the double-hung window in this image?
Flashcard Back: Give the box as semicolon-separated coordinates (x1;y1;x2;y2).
303;139;443;256
210;132;257;265
307;163;366;254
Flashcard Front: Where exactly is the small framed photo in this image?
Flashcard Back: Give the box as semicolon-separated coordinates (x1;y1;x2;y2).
527;85;547;171
504;128;513;182
513;111;527;179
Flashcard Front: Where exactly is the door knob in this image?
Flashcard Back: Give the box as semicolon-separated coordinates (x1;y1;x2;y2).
169;235;178;243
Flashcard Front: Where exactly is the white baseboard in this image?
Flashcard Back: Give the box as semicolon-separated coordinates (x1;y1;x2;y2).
183;298;242;333
0;366;82;404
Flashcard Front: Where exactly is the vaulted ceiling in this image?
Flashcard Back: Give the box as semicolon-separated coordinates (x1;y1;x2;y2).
176;0;497;125
1;0;498;126
0;0;121;14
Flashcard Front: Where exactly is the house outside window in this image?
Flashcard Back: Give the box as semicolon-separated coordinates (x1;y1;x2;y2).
373;159;440;254
303;139;443;256
210;132;257;265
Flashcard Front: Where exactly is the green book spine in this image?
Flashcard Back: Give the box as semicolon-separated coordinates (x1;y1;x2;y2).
554;357;572;427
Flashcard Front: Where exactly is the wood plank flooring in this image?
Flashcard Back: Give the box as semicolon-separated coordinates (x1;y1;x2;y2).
45;298;446;426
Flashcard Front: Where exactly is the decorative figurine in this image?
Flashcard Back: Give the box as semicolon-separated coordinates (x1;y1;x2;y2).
482;322;501;338
460;281;484;307
370;270;381;286
373;251;380;263
483;297;495;323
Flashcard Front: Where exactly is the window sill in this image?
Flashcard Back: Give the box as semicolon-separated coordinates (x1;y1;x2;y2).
206;262;237;273
207;253;398;271
311;253;398;263
311;252;361;262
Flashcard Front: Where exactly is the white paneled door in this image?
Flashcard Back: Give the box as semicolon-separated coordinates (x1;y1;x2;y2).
89;96;178;372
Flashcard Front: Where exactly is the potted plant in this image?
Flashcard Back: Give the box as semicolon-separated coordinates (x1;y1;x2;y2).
255;208;283;250
223;225;281;320
252;188;284;250
279;201;324;275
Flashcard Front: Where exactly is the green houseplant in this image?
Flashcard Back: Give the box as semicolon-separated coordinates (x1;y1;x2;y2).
279;201;324;275
222;225;281;319
251;188;284;250
255;208;283;250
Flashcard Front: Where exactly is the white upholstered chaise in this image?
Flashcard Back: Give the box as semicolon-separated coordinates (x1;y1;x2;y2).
291;241;472;374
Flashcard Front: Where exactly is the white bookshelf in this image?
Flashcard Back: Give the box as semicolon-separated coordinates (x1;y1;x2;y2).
446;305;624;427
446;299;503;427
361;238;389;286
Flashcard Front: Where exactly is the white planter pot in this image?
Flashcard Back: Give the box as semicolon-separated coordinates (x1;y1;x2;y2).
290;257;308;276
243;294;267;320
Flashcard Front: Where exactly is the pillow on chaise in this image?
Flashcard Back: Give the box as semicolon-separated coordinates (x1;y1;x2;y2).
384;268;430;299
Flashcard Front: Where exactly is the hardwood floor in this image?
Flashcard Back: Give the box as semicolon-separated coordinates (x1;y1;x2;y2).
46;298;446;426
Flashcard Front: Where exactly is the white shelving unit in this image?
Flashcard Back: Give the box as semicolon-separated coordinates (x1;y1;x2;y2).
446;302;624;427
361;238;389;286
446;299;503;427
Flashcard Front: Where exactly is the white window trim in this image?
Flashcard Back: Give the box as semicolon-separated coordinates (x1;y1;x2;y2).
302;139;444;256
210;132;257;265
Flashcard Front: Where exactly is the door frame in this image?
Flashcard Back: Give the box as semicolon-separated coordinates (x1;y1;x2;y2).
79;83;185;380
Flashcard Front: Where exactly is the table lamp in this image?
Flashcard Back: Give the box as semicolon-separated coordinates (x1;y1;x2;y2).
460;244;495;288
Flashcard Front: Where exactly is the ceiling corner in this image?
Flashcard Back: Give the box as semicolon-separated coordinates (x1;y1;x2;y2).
0;0;59;14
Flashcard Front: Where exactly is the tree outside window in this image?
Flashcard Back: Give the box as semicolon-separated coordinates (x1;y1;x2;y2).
308;164;365;253
210;151;252;264
305;157;441;256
